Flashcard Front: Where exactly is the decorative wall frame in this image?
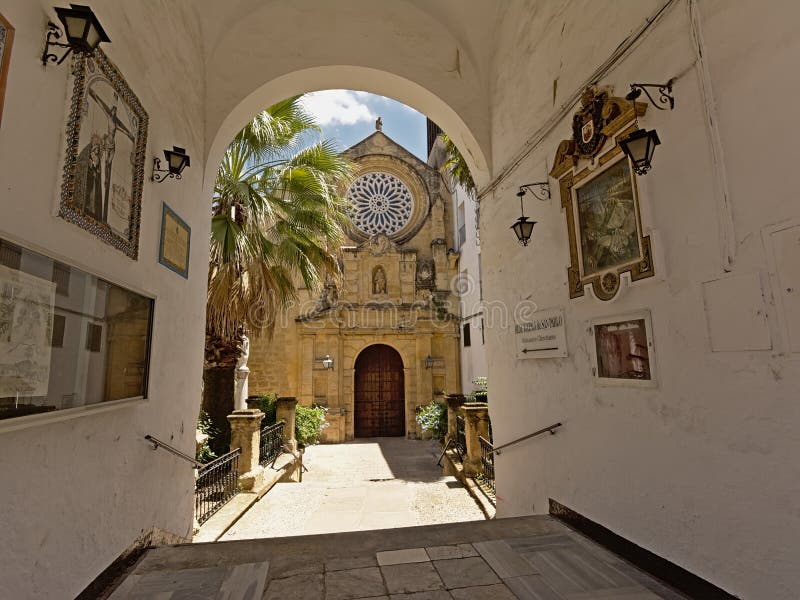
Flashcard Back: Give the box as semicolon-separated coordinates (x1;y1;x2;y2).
59;49;148;259
158;203;190;278
0;12;14;128
588;310;657;387
551;87;655;301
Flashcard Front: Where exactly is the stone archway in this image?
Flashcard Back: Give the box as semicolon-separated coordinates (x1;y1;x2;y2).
354;344;405;437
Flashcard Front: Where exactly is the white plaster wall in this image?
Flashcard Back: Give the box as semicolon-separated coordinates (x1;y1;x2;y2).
0;2;207;597
482;1;800;598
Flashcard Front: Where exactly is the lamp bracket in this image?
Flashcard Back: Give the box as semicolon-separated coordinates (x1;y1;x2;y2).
626;79;675;110
42;22;73;66
517;182;551;202
151;157;182;183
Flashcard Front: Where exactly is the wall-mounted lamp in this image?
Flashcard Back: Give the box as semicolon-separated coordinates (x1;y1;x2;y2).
152;146;191;183
625;80;675;111
425;355;434;369
510;182;550;246
42;4;110;66
321;355;334;370
618;79;674;175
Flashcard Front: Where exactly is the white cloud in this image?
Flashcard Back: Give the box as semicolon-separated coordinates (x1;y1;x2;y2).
300;90;376;127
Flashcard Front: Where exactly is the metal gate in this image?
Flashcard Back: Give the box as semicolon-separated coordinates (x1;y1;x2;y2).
354;344;405;437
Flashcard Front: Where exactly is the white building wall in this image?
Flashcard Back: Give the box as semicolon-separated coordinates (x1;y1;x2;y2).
482;2;800;598
0;2;207;598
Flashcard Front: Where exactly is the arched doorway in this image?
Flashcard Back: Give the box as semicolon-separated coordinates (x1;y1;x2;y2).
354;344;405;437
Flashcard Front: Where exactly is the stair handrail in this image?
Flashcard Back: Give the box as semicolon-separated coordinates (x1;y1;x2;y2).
145;434;203;468
490;422;562;455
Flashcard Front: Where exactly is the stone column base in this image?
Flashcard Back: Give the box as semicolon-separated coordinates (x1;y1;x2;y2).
237;465;265;492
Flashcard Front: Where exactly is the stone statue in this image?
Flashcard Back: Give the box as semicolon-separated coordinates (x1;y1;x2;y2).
375;116;383;131
236;334;250;370
373;266;387;295
234;334;250;411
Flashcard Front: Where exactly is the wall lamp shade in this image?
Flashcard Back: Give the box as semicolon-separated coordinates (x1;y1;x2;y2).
322;355;334;370
619;128;660;175
43;4;110;66
511;216;537;246
152;146;191;182
425;355;434;369
56;4;110;52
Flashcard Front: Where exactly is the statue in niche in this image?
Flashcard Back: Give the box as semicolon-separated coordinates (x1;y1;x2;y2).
373;266;387;295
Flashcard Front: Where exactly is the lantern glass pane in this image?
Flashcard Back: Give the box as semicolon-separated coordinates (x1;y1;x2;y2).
168;153;184;172
84;23;102;49
626;135;650;162
63;15;88;42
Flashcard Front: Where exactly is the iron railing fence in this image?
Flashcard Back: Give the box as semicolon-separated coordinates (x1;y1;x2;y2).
259;421;284;467
479;435;495;494
195;448;240;525
455;415;467;460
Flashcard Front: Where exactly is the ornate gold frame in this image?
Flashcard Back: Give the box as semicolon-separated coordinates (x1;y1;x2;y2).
550;88;655;301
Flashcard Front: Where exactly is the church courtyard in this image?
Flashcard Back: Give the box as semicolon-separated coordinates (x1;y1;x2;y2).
220;438;487;541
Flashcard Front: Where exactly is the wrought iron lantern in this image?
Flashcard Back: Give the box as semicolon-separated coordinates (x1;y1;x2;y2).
152;146;191;183
425;355;434;369
43;4;110;66
619;128;661;176
322;355;334;370
509;182;548;246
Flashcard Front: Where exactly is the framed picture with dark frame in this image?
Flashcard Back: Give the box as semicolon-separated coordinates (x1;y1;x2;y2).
58;49;148;259
589;310;657;387
158;202;190;278
0;12;15;128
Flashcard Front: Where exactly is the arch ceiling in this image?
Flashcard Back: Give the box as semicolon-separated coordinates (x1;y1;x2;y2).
190;0;498;190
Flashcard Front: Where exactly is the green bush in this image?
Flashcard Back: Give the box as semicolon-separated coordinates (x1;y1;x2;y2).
295;405;329;446
469;376;488;403
196;410;217;463
416;401;448;442
249;393;278;424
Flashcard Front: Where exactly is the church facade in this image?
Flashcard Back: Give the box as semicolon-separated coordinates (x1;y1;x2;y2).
247;127;462;442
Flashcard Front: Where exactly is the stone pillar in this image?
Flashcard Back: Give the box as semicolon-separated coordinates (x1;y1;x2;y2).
463;403;489;477
445;394;466;444
234;366;250;411
227;409;264;492
276;396;298;452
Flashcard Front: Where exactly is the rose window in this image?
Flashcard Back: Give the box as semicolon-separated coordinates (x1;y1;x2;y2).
348;172;414;236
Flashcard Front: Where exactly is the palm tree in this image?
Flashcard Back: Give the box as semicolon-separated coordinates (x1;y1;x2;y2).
439;133;476;197
203;97;352;450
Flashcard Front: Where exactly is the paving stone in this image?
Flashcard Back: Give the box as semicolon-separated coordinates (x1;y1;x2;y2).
377;548;430;566
473;540;538;578
325;567;386;600
433;557;500;589
424;544;478;561
326;556;378;572
264;573;324;600
268;554;323;579
504;574;564;600
388;592;453;600
381;562;445;594
449;583;518;600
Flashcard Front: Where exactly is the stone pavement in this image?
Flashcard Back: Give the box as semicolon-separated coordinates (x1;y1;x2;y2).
109;516;688;599
220;438;486;540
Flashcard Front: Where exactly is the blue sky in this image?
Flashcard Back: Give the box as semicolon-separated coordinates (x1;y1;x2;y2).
299;90;428;161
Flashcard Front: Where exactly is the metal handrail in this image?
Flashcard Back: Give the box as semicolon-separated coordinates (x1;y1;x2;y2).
490;422;562;455
145;435;203;468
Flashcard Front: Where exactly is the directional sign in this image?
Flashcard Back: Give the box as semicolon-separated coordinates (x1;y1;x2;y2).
515;307;568;359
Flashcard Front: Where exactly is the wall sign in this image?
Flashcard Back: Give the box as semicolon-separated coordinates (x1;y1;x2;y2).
516;307;567;359
158;203;191;278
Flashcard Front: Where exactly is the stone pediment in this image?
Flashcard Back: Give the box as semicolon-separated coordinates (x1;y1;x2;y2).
345;131;437;177
358;233;399;256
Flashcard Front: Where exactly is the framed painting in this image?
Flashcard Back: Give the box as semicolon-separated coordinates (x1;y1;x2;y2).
58;49;148;259
550;87;655;301
0;12;14;128
589;310;657;387
158;203;190;278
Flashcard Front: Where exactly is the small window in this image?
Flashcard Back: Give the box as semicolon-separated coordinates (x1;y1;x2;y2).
52;262;71;296
463;323;471;347
0;241;21;270
481;318;485;345
86;323;103;353
51;314;66;348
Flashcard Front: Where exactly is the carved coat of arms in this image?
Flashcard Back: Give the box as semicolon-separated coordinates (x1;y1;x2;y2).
572;87;608;159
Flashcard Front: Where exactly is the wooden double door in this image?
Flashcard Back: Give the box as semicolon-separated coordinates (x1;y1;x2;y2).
354;344;405;437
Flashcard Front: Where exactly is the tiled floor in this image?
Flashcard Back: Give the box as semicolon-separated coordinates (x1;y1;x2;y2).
108;516;688;599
